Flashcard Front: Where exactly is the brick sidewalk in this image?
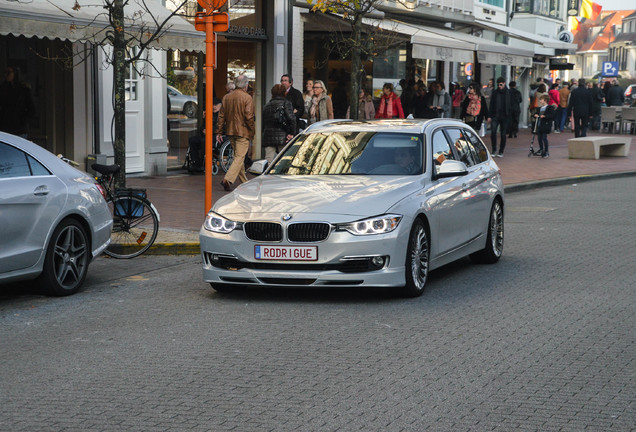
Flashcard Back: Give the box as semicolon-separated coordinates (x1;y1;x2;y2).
129;128;635;233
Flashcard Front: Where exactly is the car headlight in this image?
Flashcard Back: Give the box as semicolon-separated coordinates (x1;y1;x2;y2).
203;212;237;234
338;214;402;235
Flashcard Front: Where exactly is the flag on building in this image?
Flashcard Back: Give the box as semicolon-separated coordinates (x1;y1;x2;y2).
580;0;602;21
569;16;580;32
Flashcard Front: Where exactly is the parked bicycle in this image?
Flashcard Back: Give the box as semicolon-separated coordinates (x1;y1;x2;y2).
92;163;160;259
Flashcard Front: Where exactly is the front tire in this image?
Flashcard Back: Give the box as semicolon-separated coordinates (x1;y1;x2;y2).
183;102;197;118
401;219;429;298
470;199;504;264
38;219;90;296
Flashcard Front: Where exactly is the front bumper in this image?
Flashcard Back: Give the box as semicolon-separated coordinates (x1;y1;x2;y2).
199;225;409;288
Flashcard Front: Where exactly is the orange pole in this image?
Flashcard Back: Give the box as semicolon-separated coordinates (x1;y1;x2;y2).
204;15;215;214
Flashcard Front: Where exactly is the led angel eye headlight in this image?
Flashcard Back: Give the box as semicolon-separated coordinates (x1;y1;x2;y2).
204;212;237;234
340;214;402;235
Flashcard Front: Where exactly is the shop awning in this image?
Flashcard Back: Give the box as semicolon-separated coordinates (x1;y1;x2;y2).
374;20;475;63
0;0;204;51
476;20;577;53
421;26;534;67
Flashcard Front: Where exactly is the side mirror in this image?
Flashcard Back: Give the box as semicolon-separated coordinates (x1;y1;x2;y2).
435;160;468;178
247;159;269;175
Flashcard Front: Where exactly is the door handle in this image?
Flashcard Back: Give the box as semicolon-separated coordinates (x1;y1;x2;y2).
33;185;49;196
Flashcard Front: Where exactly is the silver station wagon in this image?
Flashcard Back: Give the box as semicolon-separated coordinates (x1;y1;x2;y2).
200;119;504;297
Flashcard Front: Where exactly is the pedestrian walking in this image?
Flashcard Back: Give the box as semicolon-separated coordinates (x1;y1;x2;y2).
307;80;333;125
567;78;593;138
548;83;560;133
533;94;556;158
375;82;405;119
262;84;296;163
588;82;603;130
280;74;306;131
507;81;522;138
558;83;570;132
606;79;625;107
487;77;511;157
346;88;375;120
451;82;465;119
461;82;488;134
216;74;255;191
0;66;35;138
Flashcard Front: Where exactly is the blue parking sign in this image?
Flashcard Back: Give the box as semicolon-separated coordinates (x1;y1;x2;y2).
601;62;619;77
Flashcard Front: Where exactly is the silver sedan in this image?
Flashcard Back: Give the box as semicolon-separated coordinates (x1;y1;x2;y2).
0;132;112;296
199;119;504;297
168;85;198;118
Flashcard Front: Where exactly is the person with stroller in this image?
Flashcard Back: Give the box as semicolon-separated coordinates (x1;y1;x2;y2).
533;94;556;158
460;82;488;134
262;84;297;163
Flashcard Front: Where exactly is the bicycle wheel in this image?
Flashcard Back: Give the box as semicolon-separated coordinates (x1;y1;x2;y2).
105;195;159;259
220;139;234;173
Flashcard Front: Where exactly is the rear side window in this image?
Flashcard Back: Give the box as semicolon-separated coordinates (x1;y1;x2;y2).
445;128;480;167
0;142;51;178
463;129;489;163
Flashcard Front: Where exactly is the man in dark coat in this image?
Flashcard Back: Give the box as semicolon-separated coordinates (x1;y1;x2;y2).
281;74;305;132
567;78;593;137
606;79;625;107
487;77;511;157
507;81;522;138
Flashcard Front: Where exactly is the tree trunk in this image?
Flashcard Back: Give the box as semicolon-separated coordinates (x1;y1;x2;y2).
113;0;127;188
349;16;363;120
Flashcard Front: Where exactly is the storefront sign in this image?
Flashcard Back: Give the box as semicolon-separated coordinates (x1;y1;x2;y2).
226;25;267;39
477;51;532;67
413;44;473;63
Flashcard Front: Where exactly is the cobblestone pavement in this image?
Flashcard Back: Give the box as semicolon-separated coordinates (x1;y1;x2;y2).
0;177;634;431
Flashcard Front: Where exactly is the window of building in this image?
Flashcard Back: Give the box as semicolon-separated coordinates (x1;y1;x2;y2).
515;0;561;18
125;48;139;101
479;0;505;8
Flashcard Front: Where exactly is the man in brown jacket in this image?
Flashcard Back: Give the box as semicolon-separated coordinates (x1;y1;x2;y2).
216;74;255;190
558;83;570;132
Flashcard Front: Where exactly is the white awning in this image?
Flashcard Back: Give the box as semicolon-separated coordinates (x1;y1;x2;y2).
374;20;475;63
421;26;534;67
476;20;577;53
0;0;204;51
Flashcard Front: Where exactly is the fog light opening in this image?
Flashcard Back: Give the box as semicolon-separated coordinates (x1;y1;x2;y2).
371;256;387;269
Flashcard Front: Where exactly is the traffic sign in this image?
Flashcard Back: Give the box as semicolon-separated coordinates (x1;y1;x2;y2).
197;0;226;11
601;61;619;77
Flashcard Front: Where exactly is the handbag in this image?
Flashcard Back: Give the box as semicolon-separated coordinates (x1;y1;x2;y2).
479;123;486;137
465;115;475;123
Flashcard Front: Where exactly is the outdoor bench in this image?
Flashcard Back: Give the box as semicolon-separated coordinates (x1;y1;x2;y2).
567;136;632;160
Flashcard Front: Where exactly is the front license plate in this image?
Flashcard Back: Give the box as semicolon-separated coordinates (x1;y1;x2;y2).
254;245;318;261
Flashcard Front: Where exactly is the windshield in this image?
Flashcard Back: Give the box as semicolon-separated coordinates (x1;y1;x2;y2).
268;131;424;175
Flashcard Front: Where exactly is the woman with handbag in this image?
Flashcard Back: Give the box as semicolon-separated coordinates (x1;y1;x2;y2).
461;83;489;134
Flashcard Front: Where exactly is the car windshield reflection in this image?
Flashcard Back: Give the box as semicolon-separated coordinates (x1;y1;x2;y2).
268;132;424;176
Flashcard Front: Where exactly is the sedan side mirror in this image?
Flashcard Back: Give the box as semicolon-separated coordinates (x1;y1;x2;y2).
435;160;469;179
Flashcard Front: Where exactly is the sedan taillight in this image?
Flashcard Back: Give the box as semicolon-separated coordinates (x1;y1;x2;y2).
95;183;107;200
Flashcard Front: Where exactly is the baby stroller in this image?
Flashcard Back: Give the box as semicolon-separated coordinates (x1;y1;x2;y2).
527;116;542;157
